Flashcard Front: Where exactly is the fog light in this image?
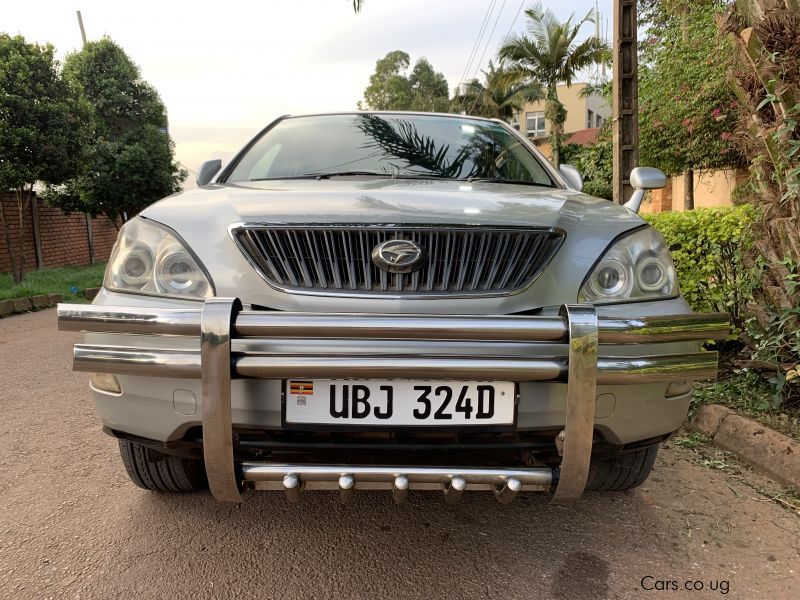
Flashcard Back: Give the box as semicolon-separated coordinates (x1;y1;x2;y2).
90;373;121;394
666;381;692;398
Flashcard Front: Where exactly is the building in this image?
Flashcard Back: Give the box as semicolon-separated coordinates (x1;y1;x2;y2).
513;82;610;158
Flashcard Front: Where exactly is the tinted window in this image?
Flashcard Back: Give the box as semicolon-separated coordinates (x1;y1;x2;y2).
226;114;555;186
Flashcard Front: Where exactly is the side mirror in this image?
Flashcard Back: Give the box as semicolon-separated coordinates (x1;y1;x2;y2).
559;164;584;192
197;159;222;187
624;167;667;213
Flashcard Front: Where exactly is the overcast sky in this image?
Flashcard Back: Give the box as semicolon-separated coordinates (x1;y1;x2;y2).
4;0;611;180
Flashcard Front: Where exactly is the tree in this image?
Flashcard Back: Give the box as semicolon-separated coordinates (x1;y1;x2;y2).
408;58;450;113
719;0;800;404
561;127;614;200
359;51;450;112
638;0;742;209
498;2;608;167
0;34;93;283
452;60;543;121
45;38;186;226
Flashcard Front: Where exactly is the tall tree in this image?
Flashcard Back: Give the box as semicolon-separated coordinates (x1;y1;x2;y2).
0;34;93;282
45;38;186;226
638;0;741;209
720;0;800;403
453;60;544;121
408;58;451;113
498;2;608;166
359;51;450;112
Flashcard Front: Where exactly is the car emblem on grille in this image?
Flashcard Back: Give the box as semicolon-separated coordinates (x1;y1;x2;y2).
372;239;427;274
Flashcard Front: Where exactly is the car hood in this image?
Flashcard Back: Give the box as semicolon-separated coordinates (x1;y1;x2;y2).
140;179;646;314
144;178;642;230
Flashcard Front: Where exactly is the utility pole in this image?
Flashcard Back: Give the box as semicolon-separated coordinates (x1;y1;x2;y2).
612;0;639;205
76;10;95;265
596;0;606;79
77;10;87;45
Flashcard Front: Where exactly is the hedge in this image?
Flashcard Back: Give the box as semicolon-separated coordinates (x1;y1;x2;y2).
644;205;758;328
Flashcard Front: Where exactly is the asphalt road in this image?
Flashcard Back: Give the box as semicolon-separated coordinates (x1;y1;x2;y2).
1;309;799;600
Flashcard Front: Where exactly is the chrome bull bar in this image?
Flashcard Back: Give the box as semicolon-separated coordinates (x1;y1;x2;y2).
57;300;730;504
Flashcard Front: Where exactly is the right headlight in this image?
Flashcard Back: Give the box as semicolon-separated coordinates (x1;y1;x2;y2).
105;217;214;300
578;227;678;304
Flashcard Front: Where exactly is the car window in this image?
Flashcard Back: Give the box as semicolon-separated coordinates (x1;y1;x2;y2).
226;114;555;186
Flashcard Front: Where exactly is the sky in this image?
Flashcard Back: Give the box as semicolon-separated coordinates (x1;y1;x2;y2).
3;0;611;182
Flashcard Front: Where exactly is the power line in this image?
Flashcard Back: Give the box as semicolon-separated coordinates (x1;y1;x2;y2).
454;0;499;103
504;0;528;43
465;0;527;117
464;0;510;115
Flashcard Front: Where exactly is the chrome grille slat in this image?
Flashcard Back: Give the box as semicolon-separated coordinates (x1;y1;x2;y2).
243;231;285;286
441;231;455;290
234;226;564;297
266;229;299;287
306;230;328;288
470;232;490;291
483;232;509;290
496;233;525;289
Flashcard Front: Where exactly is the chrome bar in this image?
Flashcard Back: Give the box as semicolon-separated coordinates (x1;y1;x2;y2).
58;303;729;345
598;313;730;344
242;463;554;491
72;345;201;378
552;305;598;504
201;298;243;503
71;346;718;384
58;303;202;336
235;312;568;342
597;353;719;384
235;355;566;382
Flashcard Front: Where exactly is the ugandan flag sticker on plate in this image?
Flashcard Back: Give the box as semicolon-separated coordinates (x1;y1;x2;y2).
289;380;314;396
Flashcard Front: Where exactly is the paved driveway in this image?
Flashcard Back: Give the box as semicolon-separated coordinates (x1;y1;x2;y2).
1;309;798;599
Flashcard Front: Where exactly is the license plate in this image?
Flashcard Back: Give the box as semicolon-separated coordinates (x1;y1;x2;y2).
284;380;515;426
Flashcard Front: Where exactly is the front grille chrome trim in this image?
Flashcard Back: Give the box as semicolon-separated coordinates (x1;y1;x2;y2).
229;223;566;299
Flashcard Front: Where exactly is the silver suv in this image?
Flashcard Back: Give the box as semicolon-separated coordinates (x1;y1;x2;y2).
58;112;728;504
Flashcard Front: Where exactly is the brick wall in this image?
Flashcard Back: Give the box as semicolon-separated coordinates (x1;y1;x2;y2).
0;193;118;274
649;179;674;213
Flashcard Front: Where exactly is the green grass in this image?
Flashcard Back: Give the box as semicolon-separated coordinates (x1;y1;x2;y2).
693;371;800;442
672;431;711;450
0;262;107;303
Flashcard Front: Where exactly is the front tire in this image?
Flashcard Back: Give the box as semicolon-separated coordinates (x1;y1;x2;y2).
585;444;659;491
118;440;207;493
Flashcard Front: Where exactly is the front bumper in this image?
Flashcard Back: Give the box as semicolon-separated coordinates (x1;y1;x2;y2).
58;299;728;504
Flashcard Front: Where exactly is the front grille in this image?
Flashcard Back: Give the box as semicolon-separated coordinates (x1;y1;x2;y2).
233;225;564;296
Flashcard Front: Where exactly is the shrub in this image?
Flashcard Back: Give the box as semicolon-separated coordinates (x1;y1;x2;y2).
644;205;758;329
560;129;613;201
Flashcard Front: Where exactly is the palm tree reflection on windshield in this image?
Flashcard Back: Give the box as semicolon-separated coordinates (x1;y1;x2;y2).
354;114;499;180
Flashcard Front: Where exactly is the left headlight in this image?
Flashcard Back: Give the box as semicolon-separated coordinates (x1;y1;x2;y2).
105;218;214;300
578;226;678;304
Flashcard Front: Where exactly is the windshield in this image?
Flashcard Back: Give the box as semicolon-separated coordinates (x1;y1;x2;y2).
225;113;556;186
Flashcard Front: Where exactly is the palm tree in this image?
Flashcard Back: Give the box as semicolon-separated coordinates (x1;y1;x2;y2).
498;2;609;166
455;60;544;122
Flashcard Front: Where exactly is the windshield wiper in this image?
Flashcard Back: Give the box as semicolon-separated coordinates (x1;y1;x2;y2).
311;171;392;179
251;171;456;181
250;171;388;181
466;177;555;188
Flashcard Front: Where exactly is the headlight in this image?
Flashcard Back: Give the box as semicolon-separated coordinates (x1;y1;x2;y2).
105;218;214;300
579;227;678;303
